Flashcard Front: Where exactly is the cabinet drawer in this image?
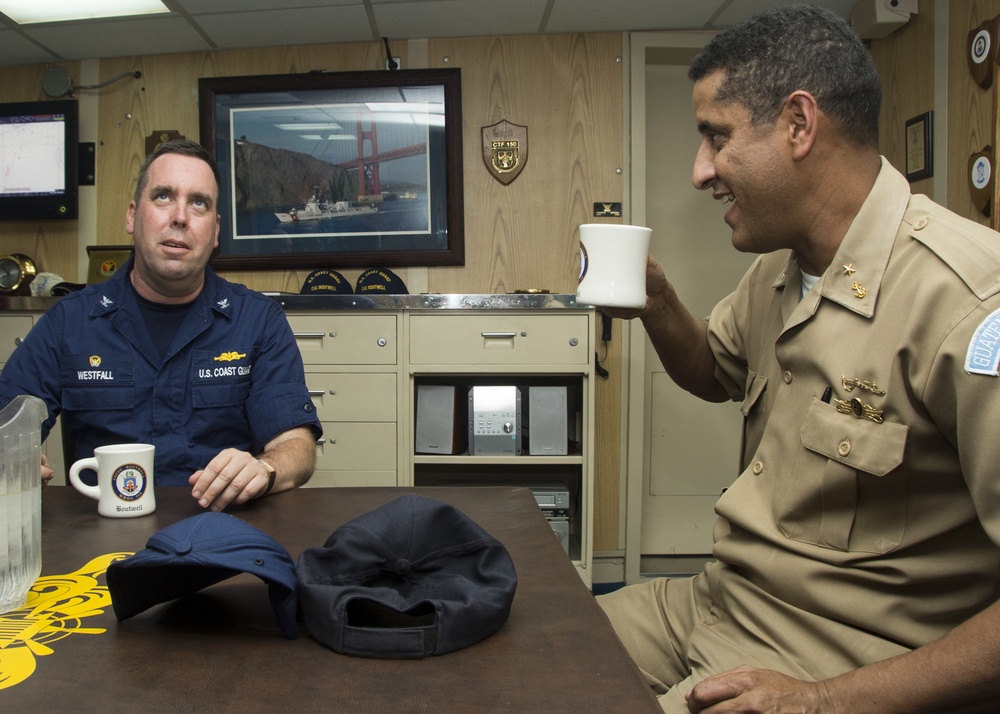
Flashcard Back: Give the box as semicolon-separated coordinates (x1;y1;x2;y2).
316;422;396;471
0;315;34;363
306;372;396;422
287;314;397;365
409;314;590;366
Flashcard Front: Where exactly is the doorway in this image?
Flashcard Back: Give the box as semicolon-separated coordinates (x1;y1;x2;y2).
624;33;755;582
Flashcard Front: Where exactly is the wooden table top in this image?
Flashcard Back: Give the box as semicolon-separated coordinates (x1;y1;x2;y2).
1;485;659;712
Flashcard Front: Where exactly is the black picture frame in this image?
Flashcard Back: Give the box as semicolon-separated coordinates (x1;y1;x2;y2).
904;111;933;182
198;69;464;270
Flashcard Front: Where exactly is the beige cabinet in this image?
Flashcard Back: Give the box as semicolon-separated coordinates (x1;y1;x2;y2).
0;311;65;484
286;313;401;488
4;299;596;584
407;308;595;585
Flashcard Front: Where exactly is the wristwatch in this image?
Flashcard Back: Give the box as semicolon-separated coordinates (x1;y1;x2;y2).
257;458;277;497
0;254;37;296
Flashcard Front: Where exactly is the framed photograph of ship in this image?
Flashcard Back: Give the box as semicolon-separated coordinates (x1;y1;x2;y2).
198;68;464;269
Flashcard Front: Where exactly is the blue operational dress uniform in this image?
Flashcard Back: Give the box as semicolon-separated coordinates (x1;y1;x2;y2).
0;259;322;486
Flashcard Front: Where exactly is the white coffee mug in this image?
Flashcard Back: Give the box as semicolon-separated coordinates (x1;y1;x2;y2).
576;223;652;309
69;443;156;518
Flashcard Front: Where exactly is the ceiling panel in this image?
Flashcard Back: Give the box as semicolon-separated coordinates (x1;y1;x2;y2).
0;27;57;65
0;1;869;68
546;0;729;34
10;16;212;61
195;6;374;50
175;0;359;12
714;0;856;25
372;0;547;40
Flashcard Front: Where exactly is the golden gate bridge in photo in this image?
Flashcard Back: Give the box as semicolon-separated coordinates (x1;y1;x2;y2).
332;107;427;201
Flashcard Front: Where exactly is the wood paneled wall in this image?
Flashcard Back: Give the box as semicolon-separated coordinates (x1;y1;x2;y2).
870;0;935;200
947;0;1000;229
0;33;625;551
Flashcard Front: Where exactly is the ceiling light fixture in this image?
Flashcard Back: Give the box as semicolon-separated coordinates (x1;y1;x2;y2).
0;0;169;24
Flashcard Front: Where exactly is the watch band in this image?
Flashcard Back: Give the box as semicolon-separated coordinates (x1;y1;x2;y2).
257;458;277;497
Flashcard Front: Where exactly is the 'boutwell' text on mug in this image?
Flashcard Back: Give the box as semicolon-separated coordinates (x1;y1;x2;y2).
69;443;156;518
576;223;652;309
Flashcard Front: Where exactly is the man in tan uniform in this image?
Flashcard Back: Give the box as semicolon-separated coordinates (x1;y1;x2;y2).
599;6;1000;712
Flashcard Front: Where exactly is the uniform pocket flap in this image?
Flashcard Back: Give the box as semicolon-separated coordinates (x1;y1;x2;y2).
800;400;907;477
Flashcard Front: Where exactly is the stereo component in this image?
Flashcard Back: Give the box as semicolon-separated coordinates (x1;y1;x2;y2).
527;386;568;455
415;384;467;455
469;386;521;455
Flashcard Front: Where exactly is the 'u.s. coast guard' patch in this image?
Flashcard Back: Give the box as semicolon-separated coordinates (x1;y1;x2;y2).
966;307;1000;375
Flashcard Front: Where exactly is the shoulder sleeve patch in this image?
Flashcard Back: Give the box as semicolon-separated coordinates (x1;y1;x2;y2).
966;307;1000;375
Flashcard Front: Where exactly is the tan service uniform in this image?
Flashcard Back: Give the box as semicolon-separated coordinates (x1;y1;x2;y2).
600;160;1000;712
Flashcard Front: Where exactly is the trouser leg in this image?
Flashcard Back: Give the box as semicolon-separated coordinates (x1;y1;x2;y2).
596;575;709;696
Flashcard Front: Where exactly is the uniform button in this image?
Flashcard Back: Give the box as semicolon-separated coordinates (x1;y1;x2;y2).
913;217;929;230
838;439;851;457
751;461;764;475
783;370;793;384
303;402;315;413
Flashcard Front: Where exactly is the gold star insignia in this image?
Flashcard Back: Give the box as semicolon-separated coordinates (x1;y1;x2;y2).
843;264;856;276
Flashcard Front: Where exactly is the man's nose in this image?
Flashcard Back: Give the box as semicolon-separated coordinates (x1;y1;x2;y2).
692;143;715;191
170;203;189;226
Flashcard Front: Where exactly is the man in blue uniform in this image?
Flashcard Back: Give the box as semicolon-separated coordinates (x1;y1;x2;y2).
0;139;321;511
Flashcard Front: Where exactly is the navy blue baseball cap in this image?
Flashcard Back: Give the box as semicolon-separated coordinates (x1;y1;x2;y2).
106;512;299;639
355;267;408;295
296;495;517;658
301;269;354;294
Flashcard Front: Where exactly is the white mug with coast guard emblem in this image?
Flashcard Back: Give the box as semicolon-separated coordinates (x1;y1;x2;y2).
576;223;652;309
69;443;156;518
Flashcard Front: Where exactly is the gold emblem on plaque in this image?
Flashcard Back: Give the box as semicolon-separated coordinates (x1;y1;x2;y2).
482;119;528;185
144;130;185;158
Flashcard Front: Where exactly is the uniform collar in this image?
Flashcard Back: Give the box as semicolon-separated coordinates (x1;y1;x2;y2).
770;158;911;318
819;158;910;317
88;258;235;321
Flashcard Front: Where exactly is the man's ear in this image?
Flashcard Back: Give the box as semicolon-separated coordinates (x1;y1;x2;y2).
784;90;819;161
126;200;137;235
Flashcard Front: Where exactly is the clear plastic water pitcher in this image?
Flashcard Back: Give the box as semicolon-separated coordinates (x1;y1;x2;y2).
0;394;46;613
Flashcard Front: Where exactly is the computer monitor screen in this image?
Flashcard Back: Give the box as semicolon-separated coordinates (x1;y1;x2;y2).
0;99;78;220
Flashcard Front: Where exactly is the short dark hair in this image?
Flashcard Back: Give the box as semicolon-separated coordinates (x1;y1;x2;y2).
133;138;221;204
688;4;881;148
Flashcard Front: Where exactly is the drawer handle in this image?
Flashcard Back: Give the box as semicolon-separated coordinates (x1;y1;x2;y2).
481;332;517;338
308;390;326;397
315;438;335;445
293;332;326;339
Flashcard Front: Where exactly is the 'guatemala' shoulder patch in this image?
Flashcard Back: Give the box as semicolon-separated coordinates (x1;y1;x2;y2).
966;307;1000;375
